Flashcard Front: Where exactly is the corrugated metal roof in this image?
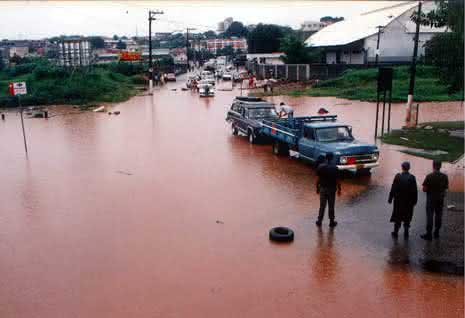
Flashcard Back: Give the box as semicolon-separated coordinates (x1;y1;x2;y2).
305;1;418;47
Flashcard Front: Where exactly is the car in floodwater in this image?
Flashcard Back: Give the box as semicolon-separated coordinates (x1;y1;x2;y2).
226;96;278;144
166;73;176;82
198;80;215;97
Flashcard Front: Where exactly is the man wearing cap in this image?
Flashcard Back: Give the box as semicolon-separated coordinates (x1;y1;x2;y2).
421;160;449;240
388;161;418;238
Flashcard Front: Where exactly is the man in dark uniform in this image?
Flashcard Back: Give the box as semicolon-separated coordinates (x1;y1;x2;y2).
315;153;341;227
421;160;449;240
388;161;418;238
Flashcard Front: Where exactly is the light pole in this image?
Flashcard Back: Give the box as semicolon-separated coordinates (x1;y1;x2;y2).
406;1;422;126
148;10;163;94
375;25;384;66
186;27;196;72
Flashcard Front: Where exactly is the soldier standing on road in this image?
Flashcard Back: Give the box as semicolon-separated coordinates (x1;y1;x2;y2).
315;152;341;227
420;160;449;240
388;161;418;238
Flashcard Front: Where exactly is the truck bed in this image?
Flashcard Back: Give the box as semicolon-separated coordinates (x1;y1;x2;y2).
261;116;337;147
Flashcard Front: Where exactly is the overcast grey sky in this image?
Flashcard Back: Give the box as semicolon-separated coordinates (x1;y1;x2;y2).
0;1;403;39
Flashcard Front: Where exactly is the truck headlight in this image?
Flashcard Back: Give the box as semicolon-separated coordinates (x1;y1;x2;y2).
372;153;379;161
340;156;347;164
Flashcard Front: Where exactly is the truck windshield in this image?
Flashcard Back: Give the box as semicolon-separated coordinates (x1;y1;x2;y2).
247;108;278;119
316;127;353;142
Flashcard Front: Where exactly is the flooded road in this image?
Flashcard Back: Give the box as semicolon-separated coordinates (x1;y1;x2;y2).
0;75;463;318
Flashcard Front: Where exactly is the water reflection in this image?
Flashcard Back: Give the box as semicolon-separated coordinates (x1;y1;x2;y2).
311;228;339;283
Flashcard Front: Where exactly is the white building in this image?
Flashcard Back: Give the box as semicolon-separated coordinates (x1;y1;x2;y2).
305;2;446;65
246;53;285;65
58;38;92;67
300;20;327;32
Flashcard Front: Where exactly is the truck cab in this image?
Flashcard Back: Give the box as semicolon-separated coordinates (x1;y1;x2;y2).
298;122;379;171
226;96;278;144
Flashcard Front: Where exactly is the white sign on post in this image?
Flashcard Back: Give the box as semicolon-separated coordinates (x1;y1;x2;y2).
12;82;27;95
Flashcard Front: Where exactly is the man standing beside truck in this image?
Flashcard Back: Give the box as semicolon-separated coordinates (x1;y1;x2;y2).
316;153;341;227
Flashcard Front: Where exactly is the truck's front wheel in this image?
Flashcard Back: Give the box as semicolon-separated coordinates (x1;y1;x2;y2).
273;141;289;156
231;124;238;136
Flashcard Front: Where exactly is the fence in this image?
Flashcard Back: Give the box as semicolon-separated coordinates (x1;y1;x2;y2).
246;62;368;81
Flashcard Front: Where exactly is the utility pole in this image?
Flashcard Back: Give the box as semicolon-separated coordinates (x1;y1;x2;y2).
406;1;422;126
375;25;384;66
148;10;163;94
186;27;196;72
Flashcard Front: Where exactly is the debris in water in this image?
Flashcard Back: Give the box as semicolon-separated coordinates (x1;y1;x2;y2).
93;106;105;112
116;170;132;176
400;137;409;141
113;111;121;115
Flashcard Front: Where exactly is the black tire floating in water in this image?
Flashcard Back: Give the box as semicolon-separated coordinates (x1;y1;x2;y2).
269;227;294;243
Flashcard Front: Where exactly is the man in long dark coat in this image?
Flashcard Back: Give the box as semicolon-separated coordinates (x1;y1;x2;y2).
388;161;418;238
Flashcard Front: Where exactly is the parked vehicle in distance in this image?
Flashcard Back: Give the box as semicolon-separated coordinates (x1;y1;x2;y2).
25;106;48;118
226;96;278;144
260;115;379;173
186;75;200;88
198;80;215;97
222;72;232;81
166;73;176;81
201;72;216;86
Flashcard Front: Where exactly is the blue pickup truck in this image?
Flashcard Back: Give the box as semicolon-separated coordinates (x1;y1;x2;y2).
260;115;380;172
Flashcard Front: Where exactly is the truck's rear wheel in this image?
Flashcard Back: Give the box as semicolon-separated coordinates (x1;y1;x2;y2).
248;130;256;144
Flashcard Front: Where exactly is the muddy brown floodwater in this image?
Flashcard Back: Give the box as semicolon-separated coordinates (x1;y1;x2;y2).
0;74;463;318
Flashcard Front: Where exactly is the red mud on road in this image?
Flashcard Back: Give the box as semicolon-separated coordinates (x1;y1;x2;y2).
0;81;463;317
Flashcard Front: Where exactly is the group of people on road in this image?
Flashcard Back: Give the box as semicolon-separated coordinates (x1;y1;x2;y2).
315;154;449;241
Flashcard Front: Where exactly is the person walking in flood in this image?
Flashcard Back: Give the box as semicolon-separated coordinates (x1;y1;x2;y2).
420;160;449;240
388;161;418;238
315;152;341;227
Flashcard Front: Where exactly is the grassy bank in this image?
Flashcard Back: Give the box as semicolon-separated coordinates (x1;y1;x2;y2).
382;123;464;162
260;66;464;102
0;59;146;107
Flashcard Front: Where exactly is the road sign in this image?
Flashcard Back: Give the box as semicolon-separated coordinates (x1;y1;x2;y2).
9;82;27;96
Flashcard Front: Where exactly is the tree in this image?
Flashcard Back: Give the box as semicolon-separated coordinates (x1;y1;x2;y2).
247;24;294;53
0;57;4;71
414;0;464;92
216;45;234;57
279;36;324;64
9;54;23;64
320;16;344;24
116;40;126;50
224;21;248;38
112;35;119;40
203;30;217;39
87;36;105;49
279;36;309;64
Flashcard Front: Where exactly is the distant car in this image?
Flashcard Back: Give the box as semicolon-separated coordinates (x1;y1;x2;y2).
226;96;278;143
166;73;176;82
198;80;215;97
222;72;232;81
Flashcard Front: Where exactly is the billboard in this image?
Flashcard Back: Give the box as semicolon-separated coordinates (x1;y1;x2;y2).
119;51;141;61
